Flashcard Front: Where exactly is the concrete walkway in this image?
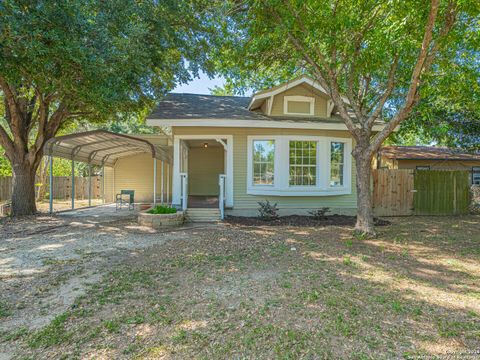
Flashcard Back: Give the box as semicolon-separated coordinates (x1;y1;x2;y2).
57;203;139;221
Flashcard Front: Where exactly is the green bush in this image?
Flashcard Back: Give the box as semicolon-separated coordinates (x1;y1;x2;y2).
147;205;177;214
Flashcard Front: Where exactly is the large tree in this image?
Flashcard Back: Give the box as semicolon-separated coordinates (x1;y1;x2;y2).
216;0;478;235
0;0;213;215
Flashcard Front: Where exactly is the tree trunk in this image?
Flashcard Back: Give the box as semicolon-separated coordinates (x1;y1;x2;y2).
36;157;49;202
353;149;376;236
11;162;37;216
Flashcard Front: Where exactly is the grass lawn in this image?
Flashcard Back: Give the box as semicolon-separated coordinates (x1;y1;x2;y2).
2;216;479;359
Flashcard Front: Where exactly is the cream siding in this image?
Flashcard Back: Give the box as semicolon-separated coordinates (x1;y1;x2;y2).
269;84;328;117
102;134;173;204
103;167;114;203
173;126;357;214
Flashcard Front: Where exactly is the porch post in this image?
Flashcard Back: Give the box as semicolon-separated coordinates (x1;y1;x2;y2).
153;158;157;206
71;159;75;209
49;156;53;214
167;164;170;204
172;137;181;206
160;160;164;204
88;163;92;207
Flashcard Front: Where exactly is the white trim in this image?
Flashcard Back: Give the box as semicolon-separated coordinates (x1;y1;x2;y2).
246;135;352;196
248;76;328;109
172;137;181;205
283;96;315;116
146;118;390;132
327;100;335;117
267;95;274;115
174;134;234;207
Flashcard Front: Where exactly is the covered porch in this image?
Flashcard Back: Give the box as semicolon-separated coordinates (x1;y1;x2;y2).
172;135;233;219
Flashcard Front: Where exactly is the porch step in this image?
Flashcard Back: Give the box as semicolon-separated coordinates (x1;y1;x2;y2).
185;208;221;223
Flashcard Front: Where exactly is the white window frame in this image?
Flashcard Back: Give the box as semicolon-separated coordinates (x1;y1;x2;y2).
288;140;319;187
329;141;347;187
283;96;315;116
252;139;276;186
247;135;352;196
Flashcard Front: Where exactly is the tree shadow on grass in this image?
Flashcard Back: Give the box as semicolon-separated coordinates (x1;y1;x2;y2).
3;216;480;359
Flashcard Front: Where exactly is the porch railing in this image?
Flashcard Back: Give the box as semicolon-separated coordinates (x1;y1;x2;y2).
219;174;226;220
180;172;188;211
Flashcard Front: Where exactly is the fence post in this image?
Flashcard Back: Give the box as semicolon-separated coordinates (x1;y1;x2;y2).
453;174;457;215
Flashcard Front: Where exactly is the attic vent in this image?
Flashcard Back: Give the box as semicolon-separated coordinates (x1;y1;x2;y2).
283;96;315;116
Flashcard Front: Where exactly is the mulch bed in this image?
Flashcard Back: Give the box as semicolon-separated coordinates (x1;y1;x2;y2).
225;214;390;227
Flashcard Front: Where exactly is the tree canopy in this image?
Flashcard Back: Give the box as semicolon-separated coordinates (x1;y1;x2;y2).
213;0;479;234
0;0;215;214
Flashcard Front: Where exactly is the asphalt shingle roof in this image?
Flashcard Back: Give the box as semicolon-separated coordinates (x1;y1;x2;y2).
379;146;480;161
147;93;271;120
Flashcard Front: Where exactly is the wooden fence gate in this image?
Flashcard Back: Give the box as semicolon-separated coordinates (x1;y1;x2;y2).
373;169;414;216
414;170;470;215
373;169;471;216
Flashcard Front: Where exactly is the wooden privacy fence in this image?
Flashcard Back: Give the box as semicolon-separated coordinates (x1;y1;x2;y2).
0;176;102;202
373;169;471;216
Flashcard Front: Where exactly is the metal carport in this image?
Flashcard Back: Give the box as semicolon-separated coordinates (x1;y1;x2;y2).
44;130;172;213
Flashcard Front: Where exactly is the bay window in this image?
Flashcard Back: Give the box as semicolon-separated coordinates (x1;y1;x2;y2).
252;140;275;185
330;142;344;187
289;141;317;186
247;136;351;196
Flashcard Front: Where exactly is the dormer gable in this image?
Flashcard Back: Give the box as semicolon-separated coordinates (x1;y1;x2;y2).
248;76;338;118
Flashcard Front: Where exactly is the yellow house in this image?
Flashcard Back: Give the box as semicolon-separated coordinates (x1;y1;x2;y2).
46;76;386;220
142;76;386;219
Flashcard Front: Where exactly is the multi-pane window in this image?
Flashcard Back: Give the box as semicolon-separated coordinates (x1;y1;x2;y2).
289;141;317;186
330;142;345;186
473;167;480;185
252;140;275;185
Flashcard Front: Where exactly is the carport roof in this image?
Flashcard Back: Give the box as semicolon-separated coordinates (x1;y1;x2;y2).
44;130;171;167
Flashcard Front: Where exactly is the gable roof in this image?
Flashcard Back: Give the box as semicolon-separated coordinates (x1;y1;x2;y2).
147;93;270;121
146;83;386;131
248;75;330;111
379;146;480;161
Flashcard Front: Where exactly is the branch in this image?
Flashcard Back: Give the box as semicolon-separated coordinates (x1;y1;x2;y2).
0;77;24;144
365;54;399;129
369;0;442;152
0;125;14;158
29;101;69;166
276;0;360;140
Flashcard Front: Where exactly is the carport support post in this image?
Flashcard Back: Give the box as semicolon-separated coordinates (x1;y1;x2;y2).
49;156;53;214
71;159;75;209
153;158;157;206
88;163;92;207
101;165;105;204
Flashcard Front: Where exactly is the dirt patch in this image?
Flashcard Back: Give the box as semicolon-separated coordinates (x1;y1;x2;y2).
225;214;390;227
1;215;479;360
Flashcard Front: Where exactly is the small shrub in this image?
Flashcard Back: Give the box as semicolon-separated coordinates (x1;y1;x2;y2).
257;200;279;221
147;205;177;214
308;207;330;220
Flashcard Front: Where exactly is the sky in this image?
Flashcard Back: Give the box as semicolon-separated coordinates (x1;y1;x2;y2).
172;71;226;95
